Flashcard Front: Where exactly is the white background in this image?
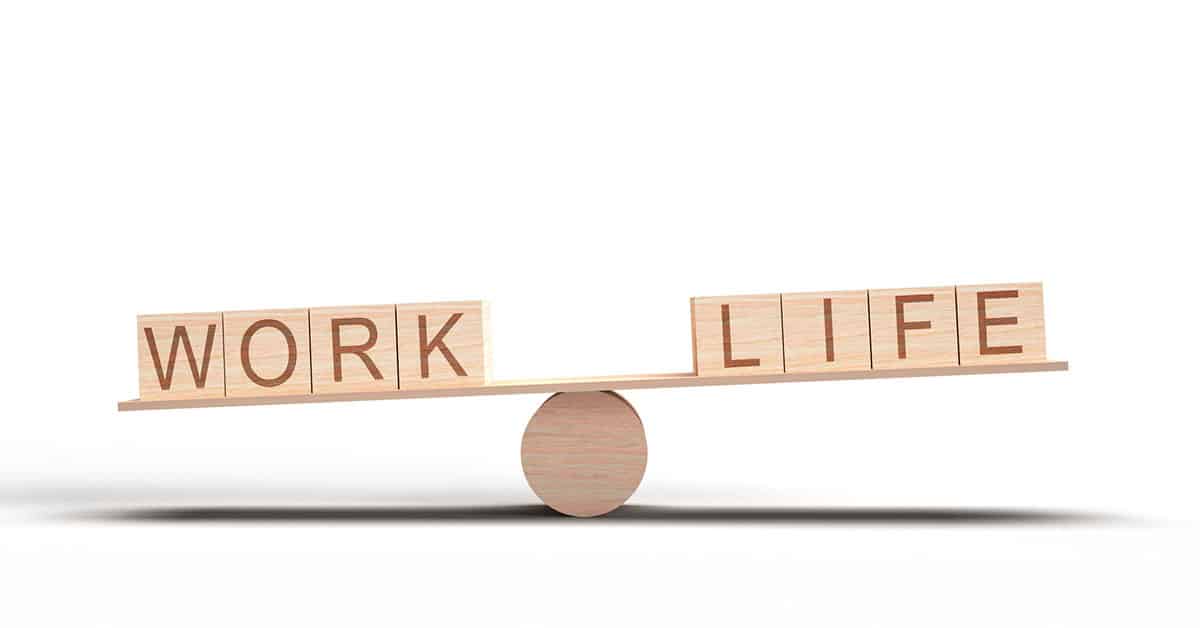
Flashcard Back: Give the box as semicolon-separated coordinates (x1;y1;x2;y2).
1;1;1197;626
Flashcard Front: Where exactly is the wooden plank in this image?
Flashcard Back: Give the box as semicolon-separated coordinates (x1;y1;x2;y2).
690;293;784;376
956;282;1047;366
117;360;1068;411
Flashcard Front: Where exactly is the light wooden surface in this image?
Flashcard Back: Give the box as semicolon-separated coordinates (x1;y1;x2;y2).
956;282;1046;366
137;312;225;400
782;290;871;372
869;286;960;369
690;293;784;376
310;305;399;394
118;360;1067;411
396;301;489;389
223;308;312;397
521;391;647;517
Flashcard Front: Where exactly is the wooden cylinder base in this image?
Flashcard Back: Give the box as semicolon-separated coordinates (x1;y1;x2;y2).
520;391;648;517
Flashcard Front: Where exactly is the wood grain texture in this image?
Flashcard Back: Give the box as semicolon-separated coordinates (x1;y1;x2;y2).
118;361;1068;411
782;290;871;373
956;283;1047;366
690;293;784;376
137;312;225;400
396;301;489;389
521;391;647;517
223;308;312;397
868;286;959;369
310;305;399;394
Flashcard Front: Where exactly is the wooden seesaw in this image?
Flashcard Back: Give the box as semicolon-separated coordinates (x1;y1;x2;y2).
118;283;1067;517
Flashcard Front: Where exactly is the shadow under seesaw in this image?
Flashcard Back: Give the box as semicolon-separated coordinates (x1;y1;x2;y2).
69;505;1120;525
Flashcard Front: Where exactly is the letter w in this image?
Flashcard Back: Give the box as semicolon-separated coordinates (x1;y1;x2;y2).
144;324;217;390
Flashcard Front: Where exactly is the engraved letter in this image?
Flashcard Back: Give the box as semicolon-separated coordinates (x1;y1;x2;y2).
240;319;298;387
823;297;835;362
895;294;934;359
331;317;382;382
419;313;467;378
144;324;217;390
977;290;1023;355
721;303;761;368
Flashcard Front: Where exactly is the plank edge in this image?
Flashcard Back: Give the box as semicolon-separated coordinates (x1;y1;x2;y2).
117;360;1069;412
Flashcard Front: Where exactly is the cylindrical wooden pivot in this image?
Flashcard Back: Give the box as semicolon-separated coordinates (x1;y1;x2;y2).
520;391;648;517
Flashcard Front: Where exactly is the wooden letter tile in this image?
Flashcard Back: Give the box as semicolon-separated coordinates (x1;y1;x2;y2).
396;301;489;389
137;312;225;400
223;308;312;397
690;294;784;376
868;286;959;369
956;283;1046;365
310;305;399;394
782;290;870;372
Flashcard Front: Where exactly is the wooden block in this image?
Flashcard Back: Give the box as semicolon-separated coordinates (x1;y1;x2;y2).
521;391;647;517
956;283;1046;365
395;301;489;389
310;305;399;394
137;312;225;400
868;286;959;369
223;308;312;397
782;290;871;372
690;294;784;376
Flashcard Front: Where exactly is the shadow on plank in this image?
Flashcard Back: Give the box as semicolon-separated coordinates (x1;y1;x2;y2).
64;505;1123;525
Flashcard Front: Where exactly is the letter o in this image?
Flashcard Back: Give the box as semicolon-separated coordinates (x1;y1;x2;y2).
240;319;298;387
